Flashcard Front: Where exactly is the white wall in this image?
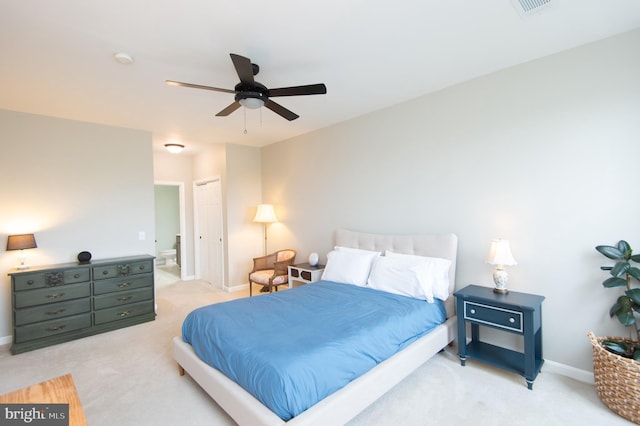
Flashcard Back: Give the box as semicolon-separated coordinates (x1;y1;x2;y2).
0;110;155;341
261;29;640;371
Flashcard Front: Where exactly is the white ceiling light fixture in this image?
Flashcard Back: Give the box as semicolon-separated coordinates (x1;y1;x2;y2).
164;143;184;154
113;52;134;65
238;97;265;109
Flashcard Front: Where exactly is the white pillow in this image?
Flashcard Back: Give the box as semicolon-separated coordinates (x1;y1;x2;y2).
321;249;380;286
367;255;434;302
385;250;452;301
334;246;382;256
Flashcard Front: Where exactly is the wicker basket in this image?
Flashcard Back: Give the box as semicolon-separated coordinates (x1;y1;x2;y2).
589;332;640;424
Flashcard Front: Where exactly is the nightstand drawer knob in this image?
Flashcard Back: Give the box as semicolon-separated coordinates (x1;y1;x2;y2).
470;309;476;314
509;317;515;323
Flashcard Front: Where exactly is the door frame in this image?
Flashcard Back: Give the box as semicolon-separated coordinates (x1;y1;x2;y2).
154;180;187;280
193;176;225;288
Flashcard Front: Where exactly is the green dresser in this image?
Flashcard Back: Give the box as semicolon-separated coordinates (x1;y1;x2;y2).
9;255;155;354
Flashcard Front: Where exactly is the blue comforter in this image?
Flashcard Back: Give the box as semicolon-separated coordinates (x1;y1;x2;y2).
182;281;446;420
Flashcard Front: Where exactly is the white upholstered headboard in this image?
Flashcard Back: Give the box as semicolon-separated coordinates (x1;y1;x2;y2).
334;229;458;318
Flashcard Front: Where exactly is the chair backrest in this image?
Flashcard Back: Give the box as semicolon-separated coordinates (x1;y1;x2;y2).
276;249;296;262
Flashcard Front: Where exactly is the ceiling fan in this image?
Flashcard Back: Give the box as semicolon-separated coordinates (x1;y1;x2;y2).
166;53;327;121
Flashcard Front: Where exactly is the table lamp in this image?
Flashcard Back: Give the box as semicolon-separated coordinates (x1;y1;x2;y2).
487;239;517;294
6;233;38;270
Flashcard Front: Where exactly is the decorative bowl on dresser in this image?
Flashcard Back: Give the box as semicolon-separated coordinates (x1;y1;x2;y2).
8;255;155;354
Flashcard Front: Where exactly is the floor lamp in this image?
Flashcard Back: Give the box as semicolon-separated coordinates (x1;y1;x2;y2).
253;204;278;255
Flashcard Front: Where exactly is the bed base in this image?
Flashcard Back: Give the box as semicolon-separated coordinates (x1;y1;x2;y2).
173;316;456;426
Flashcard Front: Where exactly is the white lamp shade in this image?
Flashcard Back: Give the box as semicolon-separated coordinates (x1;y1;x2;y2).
487;239;517;266
253;204;278;223
239;98;265;109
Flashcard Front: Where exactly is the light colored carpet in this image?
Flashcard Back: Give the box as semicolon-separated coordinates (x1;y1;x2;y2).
0;280;632;426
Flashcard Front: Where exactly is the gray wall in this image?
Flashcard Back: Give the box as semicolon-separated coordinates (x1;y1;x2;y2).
261;29;640;371
0;109;155;341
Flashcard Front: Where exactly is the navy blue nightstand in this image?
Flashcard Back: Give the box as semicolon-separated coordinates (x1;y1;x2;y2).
454;285;545;389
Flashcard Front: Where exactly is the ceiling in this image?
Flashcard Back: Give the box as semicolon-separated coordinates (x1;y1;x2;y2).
2;1;640;153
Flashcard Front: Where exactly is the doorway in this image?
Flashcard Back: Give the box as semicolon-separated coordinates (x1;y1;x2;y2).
193;177;224;288
154;181;187;284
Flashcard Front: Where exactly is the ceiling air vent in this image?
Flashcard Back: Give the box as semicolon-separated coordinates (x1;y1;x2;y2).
512;0;552;16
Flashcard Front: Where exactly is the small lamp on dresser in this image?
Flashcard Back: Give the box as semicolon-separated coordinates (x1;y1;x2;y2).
486;239;517;294
6;233;38;270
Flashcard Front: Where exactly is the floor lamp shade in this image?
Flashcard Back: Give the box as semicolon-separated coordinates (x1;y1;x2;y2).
253;204;278;223
253;204;277;255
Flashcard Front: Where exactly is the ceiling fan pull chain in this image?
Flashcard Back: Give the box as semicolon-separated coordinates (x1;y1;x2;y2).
244;107;248;134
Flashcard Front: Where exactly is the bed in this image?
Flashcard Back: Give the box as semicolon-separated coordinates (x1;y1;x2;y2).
173;229;458;425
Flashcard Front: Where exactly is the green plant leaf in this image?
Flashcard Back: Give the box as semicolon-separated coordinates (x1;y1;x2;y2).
629;267;640;281
611;261;630;278
602;339;634;357
627;289;640;305
618;240;632;259
603;277;628;288
597;245;623;260
631;254;640;263
633;348;640;361
617;310;637;327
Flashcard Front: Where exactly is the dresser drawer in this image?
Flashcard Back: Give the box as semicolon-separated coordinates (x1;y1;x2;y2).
93;260;153;280
463;301;523;333
93;274;153;295
14;283;91;309
15;313;91;343
94;300;154;325
13;267;90;292
15;298;91;326
93;287;153;310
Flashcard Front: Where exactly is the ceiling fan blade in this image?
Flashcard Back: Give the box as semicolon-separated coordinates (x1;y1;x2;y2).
215;101;241;116
264;100;299;121
268;83;327;97
166;80;235;94
230;54;255;86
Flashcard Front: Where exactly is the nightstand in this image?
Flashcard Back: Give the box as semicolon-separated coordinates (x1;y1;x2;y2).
288;263;325;288
454;285;545;389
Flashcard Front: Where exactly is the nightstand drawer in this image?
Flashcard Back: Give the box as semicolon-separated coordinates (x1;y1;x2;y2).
463;301;523;333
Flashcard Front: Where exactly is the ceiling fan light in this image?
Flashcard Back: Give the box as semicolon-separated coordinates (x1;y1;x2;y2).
164;143;184;154
239;97;264;109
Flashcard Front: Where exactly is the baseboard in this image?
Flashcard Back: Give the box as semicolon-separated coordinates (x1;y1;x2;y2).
0;335;11;346
225;284;248;293
544;359;594;384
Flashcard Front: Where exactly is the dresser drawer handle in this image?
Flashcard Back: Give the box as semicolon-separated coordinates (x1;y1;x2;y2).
46;325;67;332
139;265;146;270
74;273;80;278
45;308;67;316
27;280;34;285
470;309;476;314
117;296;133;302
509;318;516;323
118;282;130;288
118;310;132;317
46;293;66;300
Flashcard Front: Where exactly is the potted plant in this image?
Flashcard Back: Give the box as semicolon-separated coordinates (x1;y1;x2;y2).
589;240;640;424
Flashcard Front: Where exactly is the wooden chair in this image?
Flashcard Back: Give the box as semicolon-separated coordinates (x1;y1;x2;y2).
248;249;296;296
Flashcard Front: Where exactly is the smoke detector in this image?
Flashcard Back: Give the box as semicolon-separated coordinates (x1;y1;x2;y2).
511;0;552;17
